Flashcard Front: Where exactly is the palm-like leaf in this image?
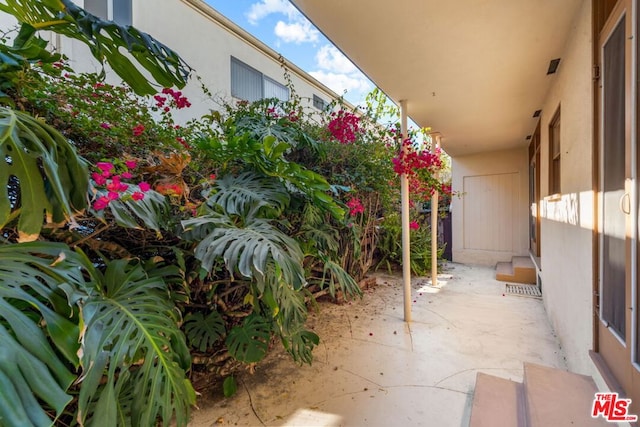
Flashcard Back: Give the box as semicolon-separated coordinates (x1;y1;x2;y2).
182;214;306;290
0;0;192;95
0;107;88;241
225;313;271;363
76;258;195;427
184;311;226;353
205;172;290;217
0;242;87;427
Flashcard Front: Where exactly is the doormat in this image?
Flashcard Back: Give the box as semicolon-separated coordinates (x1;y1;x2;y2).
505;283;541;298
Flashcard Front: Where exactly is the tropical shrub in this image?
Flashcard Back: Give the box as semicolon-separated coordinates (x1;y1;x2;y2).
0;2;453;425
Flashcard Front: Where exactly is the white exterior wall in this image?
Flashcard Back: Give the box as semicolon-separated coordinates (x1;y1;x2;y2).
451;147;529;266
15;0;339;123
538;0;595;376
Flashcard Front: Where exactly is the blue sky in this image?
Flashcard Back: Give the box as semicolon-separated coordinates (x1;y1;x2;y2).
204;0;373;105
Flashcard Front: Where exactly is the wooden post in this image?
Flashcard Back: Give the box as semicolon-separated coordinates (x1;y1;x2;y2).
400;100;411;322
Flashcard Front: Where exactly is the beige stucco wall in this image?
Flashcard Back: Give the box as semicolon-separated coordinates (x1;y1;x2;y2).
451;147;529;266
33;0;339;123
537;0;595;376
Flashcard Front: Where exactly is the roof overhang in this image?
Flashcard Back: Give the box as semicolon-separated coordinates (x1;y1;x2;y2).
290;0;584;156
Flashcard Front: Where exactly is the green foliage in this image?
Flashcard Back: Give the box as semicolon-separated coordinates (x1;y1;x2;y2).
206;171;290;218
0;106;88;241
184;311;226;352
225;313;272;363
222;376;237;398
0;243;196;427
0;0;191;95
376;212;443;276
92;184;171;231
0;0;453;416
183;172;306;289
0;24;60;99
75;257;195;427
0;242;80;427
199;127;345;220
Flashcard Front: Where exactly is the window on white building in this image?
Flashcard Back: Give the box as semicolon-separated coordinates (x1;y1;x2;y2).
313;94;327;110
230;57;289;102
84;0;132;25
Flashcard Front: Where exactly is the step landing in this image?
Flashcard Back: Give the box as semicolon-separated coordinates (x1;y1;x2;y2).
496;256;537;284
469;363;608;427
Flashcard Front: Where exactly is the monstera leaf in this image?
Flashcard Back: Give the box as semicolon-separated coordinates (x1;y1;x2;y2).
184;311;226;353
0;0;191;95
182;213;306;291
91;185;170;231
0;107;88;241
0;242;83;427
205;172;290;217
76;258;195;427
225;313;271;363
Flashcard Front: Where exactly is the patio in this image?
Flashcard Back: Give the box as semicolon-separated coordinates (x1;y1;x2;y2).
188;263;566;427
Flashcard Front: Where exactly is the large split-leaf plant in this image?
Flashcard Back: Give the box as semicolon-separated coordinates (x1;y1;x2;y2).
182;172;320;364
0;242;195;427
0;1;195;425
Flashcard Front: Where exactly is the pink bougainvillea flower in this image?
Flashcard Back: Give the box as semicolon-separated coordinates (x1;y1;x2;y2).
107;191;120;200
107;177;128;193
91;172;107;186
132;124;145;137
139;182;151;192
125;160;137;169
132;192;145;201
327;110;360;144
410;221;420;230
346;197;365;216
153;94;166;108
121;171;133;179
97;162;114;173
93;196;110;210
100;122;112;130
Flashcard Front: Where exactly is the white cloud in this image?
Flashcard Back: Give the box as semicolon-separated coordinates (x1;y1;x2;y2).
246;0;297;24
247;0;320;45
315;45;357;74
274;20;319;44
309;70;372;96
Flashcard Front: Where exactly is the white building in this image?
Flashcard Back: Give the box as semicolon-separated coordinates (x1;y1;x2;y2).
9;0;341;121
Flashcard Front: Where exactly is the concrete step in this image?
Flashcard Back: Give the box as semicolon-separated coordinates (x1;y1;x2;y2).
524;362;607;427
495;256;536;284
469;363;608;427
469;372;526;427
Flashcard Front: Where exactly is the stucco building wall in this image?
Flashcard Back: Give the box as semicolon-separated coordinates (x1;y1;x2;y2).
538;0;595;376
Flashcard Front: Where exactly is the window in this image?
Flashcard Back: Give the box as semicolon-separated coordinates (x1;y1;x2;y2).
313;94;327;110
230;57;289;102
549;107;561;194
84;0;132;25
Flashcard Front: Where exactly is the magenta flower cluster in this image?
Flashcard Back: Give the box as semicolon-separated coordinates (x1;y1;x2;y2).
346;197;365;216
91;160;150;210
328;110;360;144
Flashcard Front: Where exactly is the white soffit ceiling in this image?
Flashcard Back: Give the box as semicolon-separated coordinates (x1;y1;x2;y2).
291;0;584;156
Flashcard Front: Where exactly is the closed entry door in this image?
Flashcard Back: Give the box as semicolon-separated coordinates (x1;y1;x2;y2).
597;0;639;417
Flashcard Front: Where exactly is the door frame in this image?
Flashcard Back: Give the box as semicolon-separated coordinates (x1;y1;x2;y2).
593;0;640;418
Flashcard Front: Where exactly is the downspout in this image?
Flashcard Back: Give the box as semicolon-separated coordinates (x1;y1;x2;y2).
431;135;440;287
400;100;411;322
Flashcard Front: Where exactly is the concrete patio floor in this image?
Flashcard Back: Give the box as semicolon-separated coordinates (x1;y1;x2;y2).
188;262;566;427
